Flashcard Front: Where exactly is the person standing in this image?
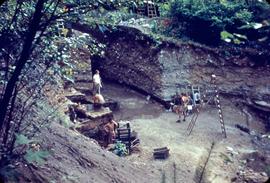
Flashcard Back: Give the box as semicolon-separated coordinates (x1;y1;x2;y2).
103;117;118;145
181;93;189;122
194;91;201;105
175;93;188;122
93;69;102;94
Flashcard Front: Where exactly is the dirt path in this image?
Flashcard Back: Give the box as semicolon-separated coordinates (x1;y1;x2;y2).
102;82;266;183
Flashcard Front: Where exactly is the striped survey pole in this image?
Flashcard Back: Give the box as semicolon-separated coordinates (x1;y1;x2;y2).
211;74;227;138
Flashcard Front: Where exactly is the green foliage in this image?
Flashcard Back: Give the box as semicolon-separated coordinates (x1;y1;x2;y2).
235;9;252;23
24;149;50;165
220;31;234;40
15;133;34;146
113;141;128;157
169;0;250;26
161;0;270;45
159;2;170;17
220;30;247;44
15;134;50;165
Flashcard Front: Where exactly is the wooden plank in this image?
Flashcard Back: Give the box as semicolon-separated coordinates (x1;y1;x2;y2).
154;150;169;155
154;147;169;152
117;128;130;132
118;137;130;141
119;134;130;137
131;138;140;146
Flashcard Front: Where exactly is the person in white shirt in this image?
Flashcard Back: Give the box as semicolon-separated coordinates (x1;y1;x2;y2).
93;69;102;94
194;92;201;104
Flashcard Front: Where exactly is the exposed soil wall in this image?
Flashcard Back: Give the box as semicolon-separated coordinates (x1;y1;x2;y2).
72;23;270;128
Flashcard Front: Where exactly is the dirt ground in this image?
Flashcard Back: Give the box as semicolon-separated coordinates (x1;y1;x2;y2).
102;82;268;183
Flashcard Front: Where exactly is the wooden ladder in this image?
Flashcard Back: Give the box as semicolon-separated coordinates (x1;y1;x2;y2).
186;102;202;136
117;123;131;153
146;2;157;18
186;75;227;138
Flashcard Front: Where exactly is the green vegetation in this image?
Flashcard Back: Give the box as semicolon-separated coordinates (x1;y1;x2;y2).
161;0;270;46
112;141;128;156
24;149;50;165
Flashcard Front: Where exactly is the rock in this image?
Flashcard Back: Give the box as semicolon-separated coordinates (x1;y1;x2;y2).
102;98;119;111
254;100;270;108
235;124;250;134
249;130;256;136
231;177;237;182
261;172;267;177
226;146;239;155
261;134;270;138
241;168;269;183
86;107;112;121
253;100;270;112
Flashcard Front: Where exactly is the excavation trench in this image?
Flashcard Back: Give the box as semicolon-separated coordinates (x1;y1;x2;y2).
100;82;267;182
65;76;269;182
66;24;270;182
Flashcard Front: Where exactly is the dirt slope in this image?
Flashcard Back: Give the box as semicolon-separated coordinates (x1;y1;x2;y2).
18;122;160;183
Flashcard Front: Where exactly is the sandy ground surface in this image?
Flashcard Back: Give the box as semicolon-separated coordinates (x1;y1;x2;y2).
102;82;267;183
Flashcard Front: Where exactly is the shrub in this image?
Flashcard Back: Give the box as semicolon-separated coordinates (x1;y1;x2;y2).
112;141;128;157
161;0;270;46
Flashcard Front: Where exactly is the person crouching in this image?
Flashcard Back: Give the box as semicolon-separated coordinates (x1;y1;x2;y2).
93;93;105;110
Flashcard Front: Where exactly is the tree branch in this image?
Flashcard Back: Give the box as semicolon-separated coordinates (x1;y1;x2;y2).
0;0;46;133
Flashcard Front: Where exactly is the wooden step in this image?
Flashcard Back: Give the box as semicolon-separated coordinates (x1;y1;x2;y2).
153;147;170;159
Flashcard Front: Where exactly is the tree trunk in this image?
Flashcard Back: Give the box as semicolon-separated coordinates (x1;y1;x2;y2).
0;0;46;132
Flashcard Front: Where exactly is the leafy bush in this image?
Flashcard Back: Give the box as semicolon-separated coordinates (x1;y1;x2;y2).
112;141;128;157
24;149;50;165
220;30;247;44
161;0;270;46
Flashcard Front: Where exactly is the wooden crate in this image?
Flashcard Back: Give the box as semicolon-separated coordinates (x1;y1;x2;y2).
153;147;170;159
117;123;131;152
